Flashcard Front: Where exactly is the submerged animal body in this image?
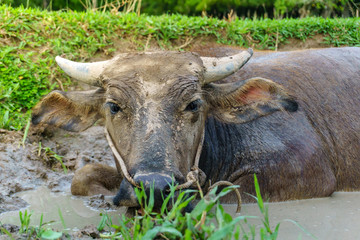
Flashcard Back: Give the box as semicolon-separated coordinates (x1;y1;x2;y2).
201;47;360;202
32;47;360;206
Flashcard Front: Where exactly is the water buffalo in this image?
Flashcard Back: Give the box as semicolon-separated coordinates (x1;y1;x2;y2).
32;47;360;207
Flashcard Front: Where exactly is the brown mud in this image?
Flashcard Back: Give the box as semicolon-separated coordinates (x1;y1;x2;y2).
0;125;116;212
0;125;119;238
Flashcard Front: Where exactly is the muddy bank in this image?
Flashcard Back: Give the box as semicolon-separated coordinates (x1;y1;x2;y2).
0;125;115;214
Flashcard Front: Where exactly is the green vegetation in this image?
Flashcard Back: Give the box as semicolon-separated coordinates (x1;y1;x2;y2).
100;184;248;239
3;0;359;18
0;5;359;130
0;210;63;239
141;0;359;18
18;210;32;235
37;142;68;174
0;175;315;239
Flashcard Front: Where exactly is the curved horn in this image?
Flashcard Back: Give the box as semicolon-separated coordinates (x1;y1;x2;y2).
55;56;110;86
201;48;253;84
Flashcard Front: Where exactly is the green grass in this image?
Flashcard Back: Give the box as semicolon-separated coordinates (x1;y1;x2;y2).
1;5;359;130
0;210;63;239
37;142;68;174
100;175;315;239
104;184;247;239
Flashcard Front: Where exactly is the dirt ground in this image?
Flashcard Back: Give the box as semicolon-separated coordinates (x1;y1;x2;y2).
0;125;117;238
0;124;116;209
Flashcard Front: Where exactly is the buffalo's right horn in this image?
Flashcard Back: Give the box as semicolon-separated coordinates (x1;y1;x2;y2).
55;56;110;86
201;48;253;84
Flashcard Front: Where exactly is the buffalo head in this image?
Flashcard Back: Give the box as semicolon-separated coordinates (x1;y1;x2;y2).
32;50;297;207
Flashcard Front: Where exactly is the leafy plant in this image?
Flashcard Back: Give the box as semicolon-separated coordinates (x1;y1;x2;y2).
97;212;114;232
0;45;56;130
99;174;319;239
99;183;242;239
19;210;32;234
16;210;63;239
97;174;315;239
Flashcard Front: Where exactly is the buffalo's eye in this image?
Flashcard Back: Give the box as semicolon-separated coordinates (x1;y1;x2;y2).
185;99;202;112
106;102;122;114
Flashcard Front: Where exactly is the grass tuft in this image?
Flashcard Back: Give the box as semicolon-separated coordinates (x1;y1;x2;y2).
98;174;314;239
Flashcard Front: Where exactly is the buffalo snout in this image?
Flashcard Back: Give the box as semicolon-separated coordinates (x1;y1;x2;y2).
113;173;175;209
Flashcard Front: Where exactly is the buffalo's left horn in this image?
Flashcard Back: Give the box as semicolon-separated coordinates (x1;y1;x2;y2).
201;48;253;84
55;56;111;86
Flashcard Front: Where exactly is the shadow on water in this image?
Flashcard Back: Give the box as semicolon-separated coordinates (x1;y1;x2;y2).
1;187;360;239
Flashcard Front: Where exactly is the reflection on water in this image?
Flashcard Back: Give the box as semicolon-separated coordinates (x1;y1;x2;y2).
1;188;360;239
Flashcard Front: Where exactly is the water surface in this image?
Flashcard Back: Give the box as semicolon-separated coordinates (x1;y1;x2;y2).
1;188;360;239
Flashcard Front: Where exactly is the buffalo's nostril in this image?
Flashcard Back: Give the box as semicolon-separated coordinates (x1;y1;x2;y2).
113;174;181;208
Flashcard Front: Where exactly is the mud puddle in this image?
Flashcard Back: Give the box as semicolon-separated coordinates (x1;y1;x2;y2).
224;191;360;240
2;187;360;239
0;187;123;232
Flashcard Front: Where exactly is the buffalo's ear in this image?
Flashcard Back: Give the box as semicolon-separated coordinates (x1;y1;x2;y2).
204;77;298;124
32;88;105;132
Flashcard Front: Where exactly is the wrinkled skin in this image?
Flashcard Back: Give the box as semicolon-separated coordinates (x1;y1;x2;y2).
32;47;360;207
223;47;360;201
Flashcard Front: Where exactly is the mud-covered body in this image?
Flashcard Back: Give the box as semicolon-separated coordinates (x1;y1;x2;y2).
32;47;360;206
200;47;360;201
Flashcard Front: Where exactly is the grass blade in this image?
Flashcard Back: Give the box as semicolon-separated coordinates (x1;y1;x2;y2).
283;219;318;239
21;118;30;147
58;208;66;229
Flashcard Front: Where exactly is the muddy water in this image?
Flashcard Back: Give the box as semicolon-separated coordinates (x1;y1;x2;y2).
226;192;360;240
2;188;360;239
0;187;124;231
